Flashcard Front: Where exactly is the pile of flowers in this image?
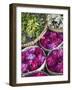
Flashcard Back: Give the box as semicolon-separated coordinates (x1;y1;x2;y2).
46;48;63;74
21;29;63;77
39;29;63;50
21;46;46;74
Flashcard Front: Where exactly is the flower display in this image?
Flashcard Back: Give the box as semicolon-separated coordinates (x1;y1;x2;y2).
21;13;63;77
39;29;63;50
46;48;63;74
21;46;46;73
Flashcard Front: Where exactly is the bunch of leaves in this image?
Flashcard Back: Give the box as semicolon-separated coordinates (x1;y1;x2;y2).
21;13;47;44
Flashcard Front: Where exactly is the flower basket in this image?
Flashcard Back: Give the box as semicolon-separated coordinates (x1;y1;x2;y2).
39;29;63;51
46;48;63;75
21;46;46;77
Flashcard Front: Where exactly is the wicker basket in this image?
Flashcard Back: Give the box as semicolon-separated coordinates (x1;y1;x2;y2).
46;47;63;75
21;46;46;77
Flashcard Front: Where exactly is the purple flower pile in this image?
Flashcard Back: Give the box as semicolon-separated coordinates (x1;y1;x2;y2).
21;46;46;73
40;30;63;50
46;48;63;74
21;29;63;77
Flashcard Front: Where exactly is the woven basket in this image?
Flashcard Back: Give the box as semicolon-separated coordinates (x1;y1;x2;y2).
46;47;63;75
21;46;46;77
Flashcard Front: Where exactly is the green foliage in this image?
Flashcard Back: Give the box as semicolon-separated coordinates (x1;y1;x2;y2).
21;13;47;44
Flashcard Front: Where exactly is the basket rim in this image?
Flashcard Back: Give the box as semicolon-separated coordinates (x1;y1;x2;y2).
48;26;63;32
